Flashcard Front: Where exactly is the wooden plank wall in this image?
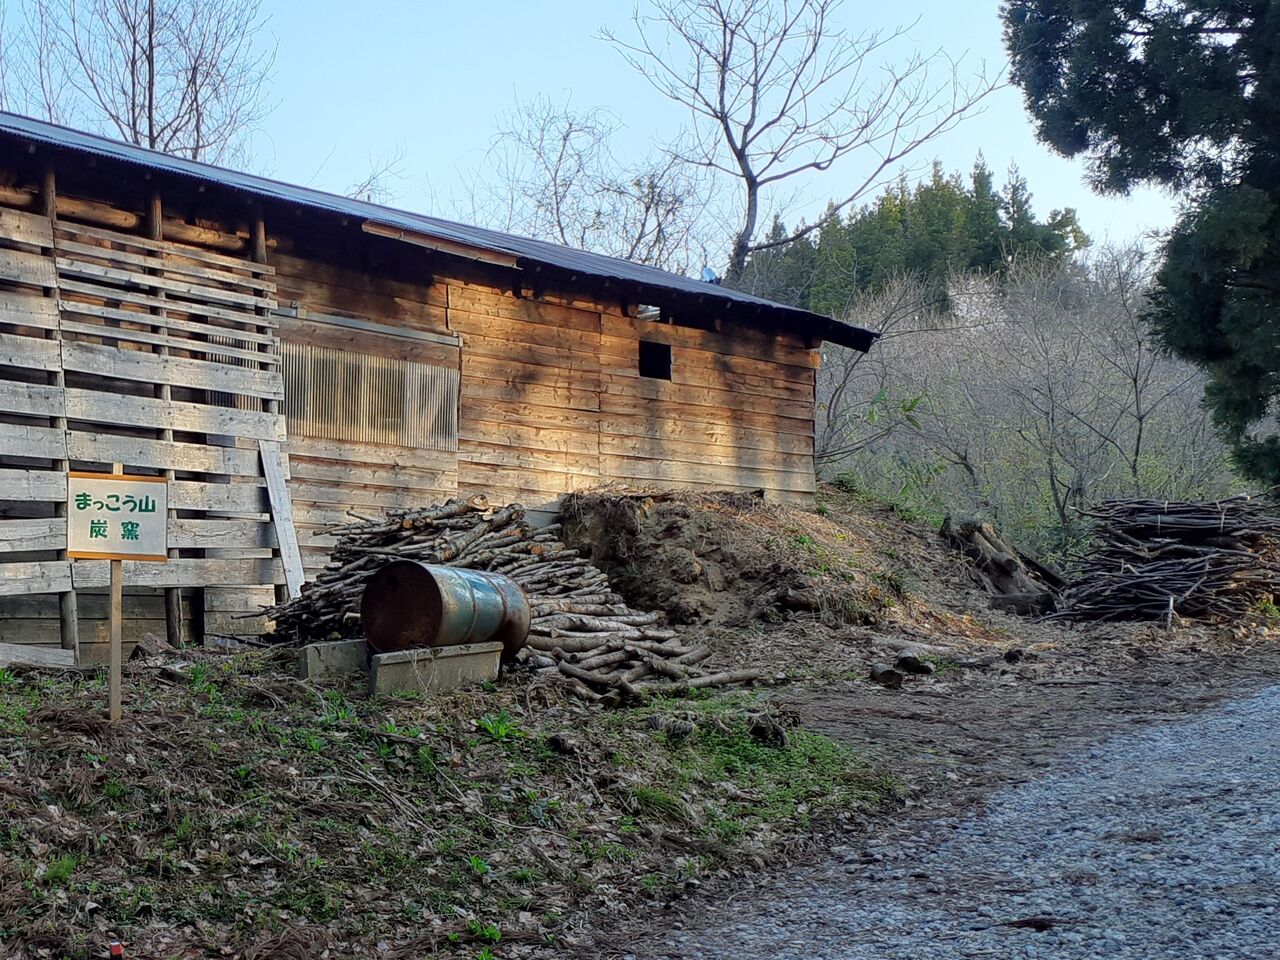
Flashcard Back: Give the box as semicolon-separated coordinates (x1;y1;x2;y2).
0;186;292;647
596;315;818;504
448;283;603;512
272;256;460;574
444;281;818;510
0;206;74;625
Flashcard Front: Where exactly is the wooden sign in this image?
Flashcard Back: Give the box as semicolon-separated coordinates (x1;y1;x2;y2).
67;468;169;723
67;471;168;561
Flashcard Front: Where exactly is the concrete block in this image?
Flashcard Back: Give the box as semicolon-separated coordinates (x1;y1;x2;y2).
297;638;369;680
368;641;502;698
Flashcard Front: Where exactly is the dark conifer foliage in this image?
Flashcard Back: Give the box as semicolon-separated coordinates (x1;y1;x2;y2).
1003;0;1280;484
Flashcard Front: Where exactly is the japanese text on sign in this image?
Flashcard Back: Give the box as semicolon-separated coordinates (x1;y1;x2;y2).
66;472;169;561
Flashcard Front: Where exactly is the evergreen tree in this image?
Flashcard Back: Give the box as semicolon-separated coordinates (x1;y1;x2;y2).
1003;0;1280;484
738;156;1090;310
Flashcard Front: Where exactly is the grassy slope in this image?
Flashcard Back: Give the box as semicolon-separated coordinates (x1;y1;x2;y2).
0;651;894;959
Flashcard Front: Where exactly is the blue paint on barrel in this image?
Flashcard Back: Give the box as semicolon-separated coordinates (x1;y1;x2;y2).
360;561;531;661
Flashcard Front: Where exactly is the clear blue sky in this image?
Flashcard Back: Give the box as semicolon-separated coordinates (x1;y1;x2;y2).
251;2;1172;250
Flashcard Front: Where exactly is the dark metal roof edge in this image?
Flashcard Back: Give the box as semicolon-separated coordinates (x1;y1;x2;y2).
0;111;880;350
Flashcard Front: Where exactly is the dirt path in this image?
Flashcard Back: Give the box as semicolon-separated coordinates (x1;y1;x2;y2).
623;640;1280;958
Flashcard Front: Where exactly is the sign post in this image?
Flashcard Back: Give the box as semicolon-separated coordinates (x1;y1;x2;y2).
66;467;169;722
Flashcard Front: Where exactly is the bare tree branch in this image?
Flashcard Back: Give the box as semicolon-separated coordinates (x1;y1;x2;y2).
3;0;275;163
602;0;999;282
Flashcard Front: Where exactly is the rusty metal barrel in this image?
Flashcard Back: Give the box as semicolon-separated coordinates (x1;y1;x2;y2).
360;561;530;660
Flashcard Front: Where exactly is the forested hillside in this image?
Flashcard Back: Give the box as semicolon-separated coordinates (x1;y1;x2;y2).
737;159;1087;315
736;159;1237;558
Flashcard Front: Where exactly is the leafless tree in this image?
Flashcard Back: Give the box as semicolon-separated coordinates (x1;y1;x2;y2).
471;95;715;273
2;0;274;163
345;145;409;205
823;249;1236;556
603;0;998;283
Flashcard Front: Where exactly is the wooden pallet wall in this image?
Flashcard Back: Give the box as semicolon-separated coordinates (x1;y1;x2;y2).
0;205;73;613
0;188;294;647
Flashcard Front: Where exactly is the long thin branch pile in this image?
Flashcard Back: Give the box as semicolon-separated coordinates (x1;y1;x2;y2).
265;496;764;700
1058;494;1280;622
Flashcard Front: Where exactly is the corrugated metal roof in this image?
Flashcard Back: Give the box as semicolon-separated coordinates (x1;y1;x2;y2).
0;111;878;351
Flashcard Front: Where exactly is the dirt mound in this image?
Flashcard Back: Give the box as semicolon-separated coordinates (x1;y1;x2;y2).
559;487;1005;644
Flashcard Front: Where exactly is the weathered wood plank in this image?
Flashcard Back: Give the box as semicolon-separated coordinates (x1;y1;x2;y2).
286;435;459;473
54;239;275;294
278;316;458;368
260;440;304;599
0;517;66;553
169;480;269;514
56;257;274;310
601;315;820;370
446;285;602;333
57;220;276;275
0;290;59;330
601;373;813;420
58;281;274;336
72;557;285;589
449;308;601;352
0;618;191;647
67;433;266;477
599;453;817;494
460;332;601;374
60;297;276;346
597;413;814;455
460;441;602;477
0;331;61;370
454;460;599;496
61;340;283;400
64;388;285;442
0;380;64;417
287;458;455;491
272;251;447;310
0;593;172;619
0;206;55;247
202;585;275;612
169;518;277;550
462;370;600;412
0;422;67;460
600;433;812;472
0;469;66;502
600;391;814;437
459;420;600;457
0;560;72;596
601;351;814;402
0;641;75;668
0;248;56;288
287;480;453;511
59;316;280;366
457;399;601;437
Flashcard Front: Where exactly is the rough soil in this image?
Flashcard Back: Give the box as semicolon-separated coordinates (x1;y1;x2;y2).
623;639;1280;959
4;487;1277;959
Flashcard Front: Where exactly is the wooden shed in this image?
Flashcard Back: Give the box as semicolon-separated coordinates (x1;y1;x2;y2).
0;112;877;654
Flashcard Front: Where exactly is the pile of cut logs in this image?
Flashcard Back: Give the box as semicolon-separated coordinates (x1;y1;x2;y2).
266;497;763;701
1058;495;1280;622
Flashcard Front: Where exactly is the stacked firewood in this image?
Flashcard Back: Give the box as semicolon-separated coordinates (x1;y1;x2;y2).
266;496;764;700
1058;495;1280;622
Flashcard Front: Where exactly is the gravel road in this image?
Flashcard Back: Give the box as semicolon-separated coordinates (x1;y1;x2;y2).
639;684;1280;959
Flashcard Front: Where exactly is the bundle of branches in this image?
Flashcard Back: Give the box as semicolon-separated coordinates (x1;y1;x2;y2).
264;496;764;700
1057;495;1280;622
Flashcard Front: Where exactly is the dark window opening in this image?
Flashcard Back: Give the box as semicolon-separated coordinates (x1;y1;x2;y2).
638;340;672;380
